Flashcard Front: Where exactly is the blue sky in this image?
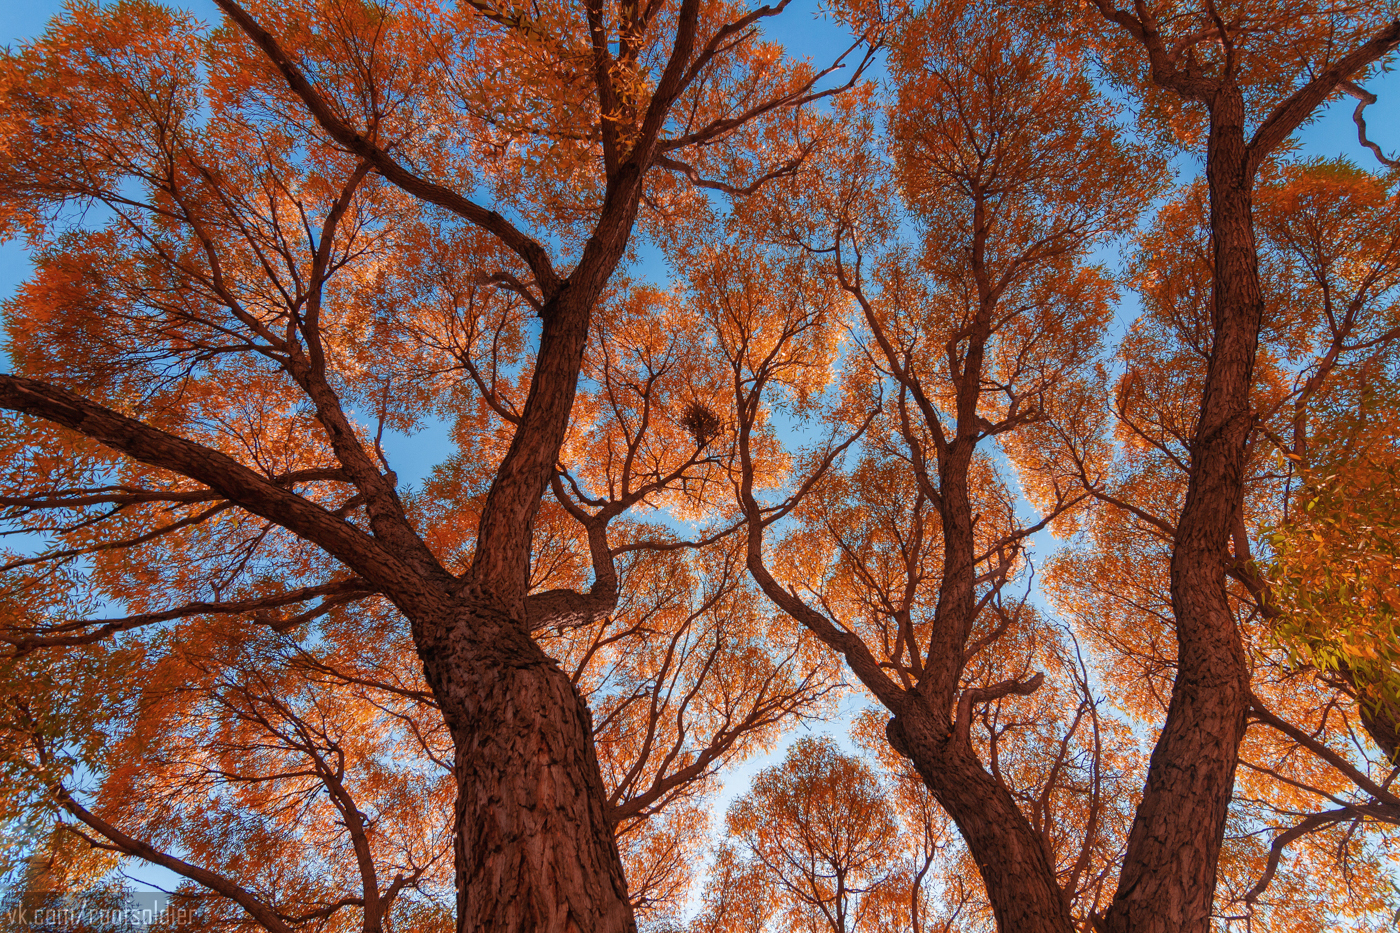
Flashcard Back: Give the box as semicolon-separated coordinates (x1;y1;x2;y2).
3;0;1396;380
2;0;1398;908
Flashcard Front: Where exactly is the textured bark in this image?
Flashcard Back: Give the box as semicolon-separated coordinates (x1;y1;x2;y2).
468;283;599;603
3;1;868;929
907;469;1072;933
740;336;1073;932
1083;12;1400;930
427;171;648;933
919;439;980;708
416;595;637;933
888;713;1073;933
1102;88;1257;933
1360;705;1400;764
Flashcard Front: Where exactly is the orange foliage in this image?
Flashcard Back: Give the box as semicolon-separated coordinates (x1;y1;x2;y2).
1;0;1400;931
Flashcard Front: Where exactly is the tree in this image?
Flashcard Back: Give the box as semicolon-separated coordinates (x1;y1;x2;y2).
683;0;1400;928
1078;3;1400;929
703;2;1156;929
1;533;832;930
4;0;1400;930
1050;157;1400;931
699;737;904;933
0;0;876;930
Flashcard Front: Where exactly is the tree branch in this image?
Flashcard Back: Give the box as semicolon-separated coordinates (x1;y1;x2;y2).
209;0;560;296
0;375;435;607
1;578;375;654
1249;21;1400;172
1340;80;1400;169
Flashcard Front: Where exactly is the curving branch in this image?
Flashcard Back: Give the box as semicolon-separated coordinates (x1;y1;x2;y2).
208;0;561;297
1340;80;1400;169
656;152;810;197
1249;21;1400;171
0;375;434;607
1241;809;1351;906
1249;693;1400;806
0;468;348;511
953;673;1044;746
51;791;296;933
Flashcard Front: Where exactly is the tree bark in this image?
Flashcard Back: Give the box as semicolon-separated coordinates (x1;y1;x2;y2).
900;458;1072;933
1102;86;1257;933
415;595;638;933
0;373;642;933
905;304;1073;933
888;713;1073;933
1338;664;1400;763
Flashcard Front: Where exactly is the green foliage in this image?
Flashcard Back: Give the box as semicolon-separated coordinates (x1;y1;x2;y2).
1267;373;1400;746
0;628;142;884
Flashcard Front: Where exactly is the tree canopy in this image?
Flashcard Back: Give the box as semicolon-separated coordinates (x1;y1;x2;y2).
0;0;1399;932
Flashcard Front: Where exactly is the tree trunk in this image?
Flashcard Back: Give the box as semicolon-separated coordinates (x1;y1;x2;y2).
413;596;637;933
909;374;1072;933
1360;702;1400;764
889;714;1072;933
1103;86;1257;933
879;323;1072;933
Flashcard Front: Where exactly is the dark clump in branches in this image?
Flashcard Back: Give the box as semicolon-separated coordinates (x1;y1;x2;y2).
681;402;723;449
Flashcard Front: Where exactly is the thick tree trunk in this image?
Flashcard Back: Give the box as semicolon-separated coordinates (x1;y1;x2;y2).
889;713;1072;933
894;444;1071;933
1103;87;1257;933
413;597;637;933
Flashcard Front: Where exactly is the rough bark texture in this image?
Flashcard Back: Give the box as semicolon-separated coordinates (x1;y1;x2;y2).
1340;665;1400;763
424;272;636;932
888;714;1073;933
417;595;637;933
0;367;644;933
910;401;1074;933
1083;12;1400;930
1360;706;1400;765
1102;87;1257;933
1;1;868;929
